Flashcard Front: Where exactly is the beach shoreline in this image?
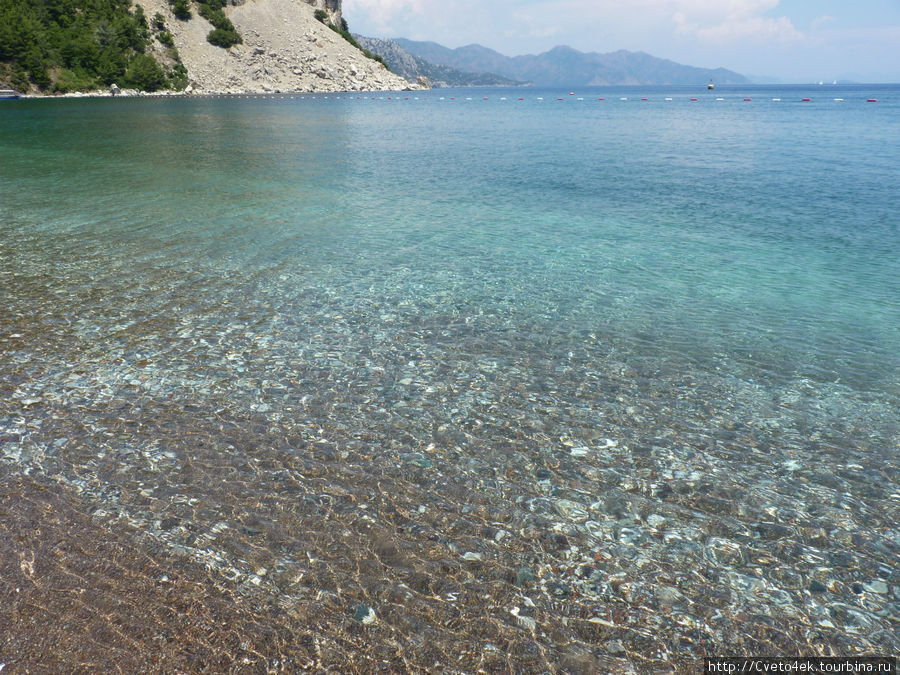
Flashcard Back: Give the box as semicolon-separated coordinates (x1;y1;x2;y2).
18;84;423;100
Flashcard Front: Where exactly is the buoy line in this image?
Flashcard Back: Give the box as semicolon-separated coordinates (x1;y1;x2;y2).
165;92;883;104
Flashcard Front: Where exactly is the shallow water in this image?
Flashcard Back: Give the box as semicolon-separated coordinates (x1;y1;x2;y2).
1;85;898;671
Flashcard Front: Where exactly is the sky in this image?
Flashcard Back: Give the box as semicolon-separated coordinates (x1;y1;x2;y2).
344;0;900;82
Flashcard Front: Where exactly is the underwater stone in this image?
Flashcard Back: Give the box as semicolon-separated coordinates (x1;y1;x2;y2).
353;604;377;624
547;580;570;598
605;639;626;656
400;452;432;468
516;567;536;586
862;581;889;595
808;579;827;593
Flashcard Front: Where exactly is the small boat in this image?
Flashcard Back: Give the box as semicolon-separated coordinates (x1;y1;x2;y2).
0;89;21;100
707;79;715;90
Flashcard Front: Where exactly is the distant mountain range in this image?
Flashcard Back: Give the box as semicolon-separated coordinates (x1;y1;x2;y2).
390;38;749;87
355;37;526;87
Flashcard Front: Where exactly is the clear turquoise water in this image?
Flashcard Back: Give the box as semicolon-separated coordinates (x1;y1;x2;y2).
1;84;898;665
3;87;897;396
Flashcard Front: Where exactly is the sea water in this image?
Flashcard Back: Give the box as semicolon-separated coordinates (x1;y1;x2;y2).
1;84;898;668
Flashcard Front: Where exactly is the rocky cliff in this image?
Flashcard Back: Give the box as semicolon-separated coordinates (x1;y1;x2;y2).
142;0;418;93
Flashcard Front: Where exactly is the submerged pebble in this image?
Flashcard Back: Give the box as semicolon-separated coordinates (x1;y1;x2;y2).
353;604;377;625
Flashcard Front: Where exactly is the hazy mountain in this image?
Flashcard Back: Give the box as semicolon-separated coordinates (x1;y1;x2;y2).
394;39;749;87
354;36;527;87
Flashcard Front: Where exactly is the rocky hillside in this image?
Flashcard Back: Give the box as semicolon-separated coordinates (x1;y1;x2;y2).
0;0;418;94
140;0;417;93
355;36;526;88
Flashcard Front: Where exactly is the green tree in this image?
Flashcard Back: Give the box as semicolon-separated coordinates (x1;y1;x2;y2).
170;0;191;21
206;28;241;48
125;52;167;91
198;3;242;48
52;67;96;92
0;0;172;92
97;47;127;84
168;61;188;90
133;5;147;31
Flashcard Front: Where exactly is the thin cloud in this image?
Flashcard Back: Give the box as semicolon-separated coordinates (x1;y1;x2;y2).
348;0;426;34
670;0;803;44
812;15;836;30
348;0;803;45
686;15;804;43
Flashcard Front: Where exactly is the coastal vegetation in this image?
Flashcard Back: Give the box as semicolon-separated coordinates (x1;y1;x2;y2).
168;0;191;21
0;0;188;92
194;0;242;49
166;0;241;49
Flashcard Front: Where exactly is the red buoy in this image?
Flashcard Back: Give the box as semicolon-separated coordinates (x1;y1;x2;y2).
598;98;605;101
867;98;878;102
744;98;752;101
690;98;698;101
802;98;811;102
